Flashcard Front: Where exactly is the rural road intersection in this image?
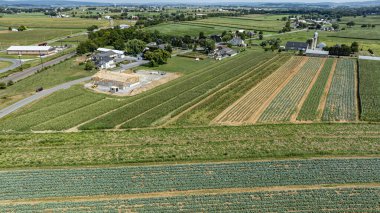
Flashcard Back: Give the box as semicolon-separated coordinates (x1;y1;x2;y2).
0;58;21;74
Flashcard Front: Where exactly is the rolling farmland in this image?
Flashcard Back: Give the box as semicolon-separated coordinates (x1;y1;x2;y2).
0;158;379;211
258;57;325;123
322;59;358;121
297;58;336;121
215;56;307;124
359;59;380;121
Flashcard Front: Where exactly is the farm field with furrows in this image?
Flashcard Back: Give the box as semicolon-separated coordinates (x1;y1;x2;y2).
215;56;307;124
0;50;276;131
358;60;380;121
1;187;379;212
258;57;325;123
80;51;275;130
0;158;379;211
171;54;291;126
322;59;358;121
297;58;336;121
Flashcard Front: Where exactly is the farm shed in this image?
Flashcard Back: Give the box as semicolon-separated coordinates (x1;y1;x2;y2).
358;56;380;61
305;49;329;57
92;71;140;90
6;46;55;55
285;42;308;51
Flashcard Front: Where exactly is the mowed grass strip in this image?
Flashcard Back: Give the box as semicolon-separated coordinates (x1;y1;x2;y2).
359;60;380;121
173;54;291;126
258;58;324;123
322;59;357;121
297;58;334;121
0;158;379;201
0;123;379;168
2;187;379;212
80;51;273;130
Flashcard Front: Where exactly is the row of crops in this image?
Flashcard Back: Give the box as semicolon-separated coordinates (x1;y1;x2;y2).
173;54;291;126
215;56;306;124
2;187;379;212
297;58;335;121
258;57;325;122
1;158;379;200
323;59;357;121
79;51;275;130
359;59;380;121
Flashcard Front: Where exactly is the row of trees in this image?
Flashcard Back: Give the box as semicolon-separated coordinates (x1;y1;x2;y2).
323;42;360;56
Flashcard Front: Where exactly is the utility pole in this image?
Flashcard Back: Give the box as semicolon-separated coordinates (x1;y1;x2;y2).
18;52;23;71
39;51;44;69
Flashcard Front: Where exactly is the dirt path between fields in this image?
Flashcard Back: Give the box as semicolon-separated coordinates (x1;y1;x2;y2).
316;58;338;121
1;183;379;206
161;55;282;127
354;61;360;121
245;57;309;124
291;58;327;122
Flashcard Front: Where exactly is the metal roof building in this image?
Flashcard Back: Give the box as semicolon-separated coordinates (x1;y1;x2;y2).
6;46;55;55
285;42;308;51
305;49;329;57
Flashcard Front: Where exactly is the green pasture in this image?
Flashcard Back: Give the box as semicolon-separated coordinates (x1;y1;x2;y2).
0;61;12;69
0;29;83;49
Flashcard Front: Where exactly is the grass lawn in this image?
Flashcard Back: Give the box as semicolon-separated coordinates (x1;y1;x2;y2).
0;57;93;110
0;123;378;168
136;55;218;74
0;61;12;69
0;29;84;49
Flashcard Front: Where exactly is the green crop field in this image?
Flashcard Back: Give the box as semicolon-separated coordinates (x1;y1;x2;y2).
173;54;291;126
0;60;12;69
359;59;380;121
0;158;379;199
323;59;357;121
297;58;335;121
258;57;324;122
1;187;378;212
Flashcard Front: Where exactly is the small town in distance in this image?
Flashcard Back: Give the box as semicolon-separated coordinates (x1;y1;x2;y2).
0;1;379;211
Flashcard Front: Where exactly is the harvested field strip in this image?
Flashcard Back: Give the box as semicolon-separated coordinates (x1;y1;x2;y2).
1;187;379;211
258;57;324;123
80;52;274;130
184;21;278;32
215;56;307;124
358;60;380;121
297;58;335;121
0;158;379;201
171;54;291;126
322;59;357;121
0;93;104;131
0;123;379;168
31;98;127;131
119;53;275;129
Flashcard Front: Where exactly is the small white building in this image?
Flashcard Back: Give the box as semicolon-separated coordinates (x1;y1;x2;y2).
119;24;130;29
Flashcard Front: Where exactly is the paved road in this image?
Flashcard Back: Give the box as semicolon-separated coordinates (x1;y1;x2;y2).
0;58;21;74
117;60;150;71
0;52;76;83
0;76;91;119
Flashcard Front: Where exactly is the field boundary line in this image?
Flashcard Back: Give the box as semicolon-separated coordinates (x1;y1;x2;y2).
316;58;337;121
161;54;283;127
354;60;360;121
1;183;379;205
246;57;309;124
291;58;327;122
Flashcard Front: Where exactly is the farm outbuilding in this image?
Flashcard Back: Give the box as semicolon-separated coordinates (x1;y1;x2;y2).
6;46;55;55
285;42;308;51
92;71;140;90
305;49;329;57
